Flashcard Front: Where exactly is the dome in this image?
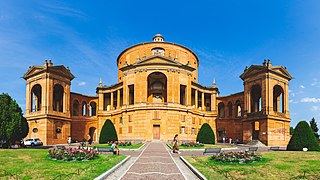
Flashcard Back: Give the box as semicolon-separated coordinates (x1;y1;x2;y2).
153;34;164;42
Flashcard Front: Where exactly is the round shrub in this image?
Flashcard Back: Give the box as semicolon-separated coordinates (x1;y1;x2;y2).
287;121;320;151
99;119;118;144
196;123;215;144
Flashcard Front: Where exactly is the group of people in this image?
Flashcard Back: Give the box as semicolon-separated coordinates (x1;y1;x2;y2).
67;136;120;155
222;137;240;144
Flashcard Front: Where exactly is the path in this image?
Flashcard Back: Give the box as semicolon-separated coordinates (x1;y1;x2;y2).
120;141;187;180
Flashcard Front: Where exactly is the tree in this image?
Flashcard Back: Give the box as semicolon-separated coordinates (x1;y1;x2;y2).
309;117;319;139
287;121;320;151
0;93;29;148
99;119;118;144
290;126;294;135
196;123;215;144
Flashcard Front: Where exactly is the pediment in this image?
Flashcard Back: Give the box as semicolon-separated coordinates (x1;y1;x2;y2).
269;66;292;80
240;65;292;80
23;66;45;79
134;55;182;66
23;65;74;80
120;55;196;72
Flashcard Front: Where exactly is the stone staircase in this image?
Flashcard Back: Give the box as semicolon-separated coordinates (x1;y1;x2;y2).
246;140;267;147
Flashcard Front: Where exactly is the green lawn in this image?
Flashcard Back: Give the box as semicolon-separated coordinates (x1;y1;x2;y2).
168;144;234;149
184;151;320;179
93;143;144;149
0;149;125;179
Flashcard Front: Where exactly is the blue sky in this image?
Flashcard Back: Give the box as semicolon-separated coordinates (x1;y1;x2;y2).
0;1;320;129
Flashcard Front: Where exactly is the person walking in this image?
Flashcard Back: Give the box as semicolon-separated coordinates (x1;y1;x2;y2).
172;134;181;154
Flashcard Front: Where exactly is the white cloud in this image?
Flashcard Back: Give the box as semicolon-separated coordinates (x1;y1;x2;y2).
78;82;86;86
289;99;293;103
301;97;320;103
300;85;305;89
311;106;320;111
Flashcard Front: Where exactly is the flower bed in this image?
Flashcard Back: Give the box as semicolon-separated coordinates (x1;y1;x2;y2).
211;151;262;164
48;146;99;161
181;141;204;147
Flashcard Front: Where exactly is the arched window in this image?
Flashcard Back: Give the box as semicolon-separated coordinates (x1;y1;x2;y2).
82;102;87;116
31;84;42;112
250;85;262;113
89;102;97;116
72;100;79;116
53;84;64;112
218;102;225;118
273;85;284;113
235;100;242;117
147;72;167;103
228;102;232;118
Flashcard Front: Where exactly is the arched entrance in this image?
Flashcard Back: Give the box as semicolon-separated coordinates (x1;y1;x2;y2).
88;127;96;143
147;72;167;103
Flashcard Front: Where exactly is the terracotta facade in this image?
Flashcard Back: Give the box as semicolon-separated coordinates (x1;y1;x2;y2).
24;34;292;146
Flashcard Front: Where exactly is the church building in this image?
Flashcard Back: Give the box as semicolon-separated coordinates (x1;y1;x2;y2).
23;34;292;146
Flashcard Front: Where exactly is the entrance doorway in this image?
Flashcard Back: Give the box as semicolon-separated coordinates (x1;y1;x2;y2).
89;127;96;143
153;125;160;140
252;122;260;140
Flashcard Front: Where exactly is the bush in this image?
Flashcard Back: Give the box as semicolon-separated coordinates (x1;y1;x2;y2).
196;123;215;144
99;119;118;144
181;141;204;147
211;151;262;164
48;146;99;161
287;121;320;151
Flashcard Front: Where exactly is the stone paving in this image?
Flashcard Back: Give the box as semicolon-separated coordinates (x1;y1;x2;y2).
120;142;187;180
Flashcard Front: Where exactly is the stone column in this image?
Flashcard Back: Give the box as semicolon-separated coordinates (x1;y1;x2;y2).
211;93;216;112
202;91;205;110
110;91;114;110
98;92;104;111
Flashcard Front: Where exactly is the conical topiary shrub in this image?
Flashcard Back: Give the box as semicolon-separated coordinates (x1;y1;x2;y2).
287;121;320;151
99;119;118;144
196;123;215;144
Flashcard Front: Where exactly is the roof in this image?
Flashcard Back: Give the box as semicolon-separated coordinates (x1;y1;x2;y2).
23;64;75;80
116;41;199;66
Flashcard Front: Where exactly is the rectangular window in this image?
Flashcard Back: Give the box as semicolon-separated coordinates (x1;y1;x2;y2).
120;117;123;124
181;115;186;122
192;128;195;134
128;126;132;133
119;127;122;134
128;114;133;122
180;85;186;105
192;117;195;124
180;126;185;134
128;85;134;105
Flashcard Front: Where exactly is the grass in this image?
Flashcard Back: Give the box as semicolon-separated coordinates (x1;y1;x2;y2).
168;144;234;149
0;148;125;179
93;143;144;149
184;151;320;179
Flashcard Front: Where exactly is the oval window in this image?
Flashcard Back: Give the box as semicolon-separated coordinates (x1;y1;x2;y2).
32;128;38;133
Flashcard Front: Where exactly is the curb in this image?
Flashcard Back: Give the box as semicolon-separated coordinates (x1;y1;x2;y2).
94;155;131;180
180;156;207;180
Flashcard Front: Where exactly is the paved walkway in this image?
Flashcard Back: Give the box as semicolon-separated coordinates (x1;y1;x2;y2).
109;141;197;180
